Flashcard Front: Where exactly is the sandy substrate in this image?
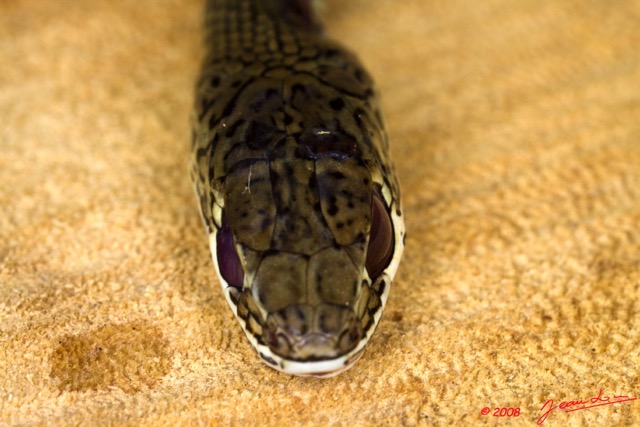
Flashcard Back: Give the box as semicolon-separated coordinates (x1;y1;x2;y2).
1;0;639;425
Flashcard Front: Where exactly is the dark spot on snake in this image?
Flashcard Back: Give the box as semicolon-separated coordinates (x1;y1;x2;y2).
211;76;220;87
261;217;272;228
283;113;293;125
324;48;340;58
292;83;306;94
231;79;242;88
293;145;307;159
208;113;219;129
308;175;317;189
330;171;345;180
225;120;244;137
293;307;306;322
347;201;355;209
270;170;280;184
254;332;267;346
264;88;278;98
248;101;265;114
336;222;344;229
199;97;216;121
259;352;278;366
329;98;345;111
361;314;374;332
245;121;278;150
318;312;329;332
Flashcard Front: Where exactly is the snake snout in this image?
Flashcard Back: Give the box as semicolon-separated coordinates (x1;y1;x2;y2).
265;303;363;361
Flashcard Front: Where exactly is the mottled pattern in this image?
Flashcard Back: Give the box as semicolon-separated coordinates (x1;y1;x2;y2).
191;0;404;375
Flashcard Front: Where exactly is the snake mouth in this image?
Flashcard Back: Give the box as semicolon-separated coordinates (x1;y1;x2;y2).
263;303;363;361
277;348;366;377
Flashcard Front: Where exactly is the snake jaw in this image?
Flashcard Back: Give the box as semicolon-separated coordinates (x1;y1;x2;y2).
278;347;366;377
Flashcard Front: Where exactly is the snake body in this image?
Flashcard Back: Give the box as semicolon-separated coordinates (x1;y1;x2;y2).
190;0;405;376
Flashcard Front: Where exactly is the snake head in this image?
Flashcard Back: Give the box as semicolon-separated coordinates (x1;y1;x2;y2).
209;136;405;376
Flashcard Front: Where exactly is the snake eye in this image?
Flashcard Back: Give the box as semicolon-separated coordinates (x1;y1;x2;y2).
365;194;394;279
216;216;244;289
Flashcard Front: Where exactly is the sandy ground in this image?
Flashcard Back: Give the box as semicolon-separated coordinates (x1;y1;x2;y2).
1;0;639;425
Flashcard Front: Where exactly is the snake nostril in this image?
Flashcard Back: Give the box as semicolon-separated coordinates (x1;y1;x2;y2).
365;193;394;279
349;325;360;342
267;329;292;354
267;330;279;348
216;214;244;289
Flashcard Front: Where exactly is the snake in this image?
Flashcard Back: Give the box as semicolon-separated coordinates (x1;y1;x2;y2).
190;0;405;377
